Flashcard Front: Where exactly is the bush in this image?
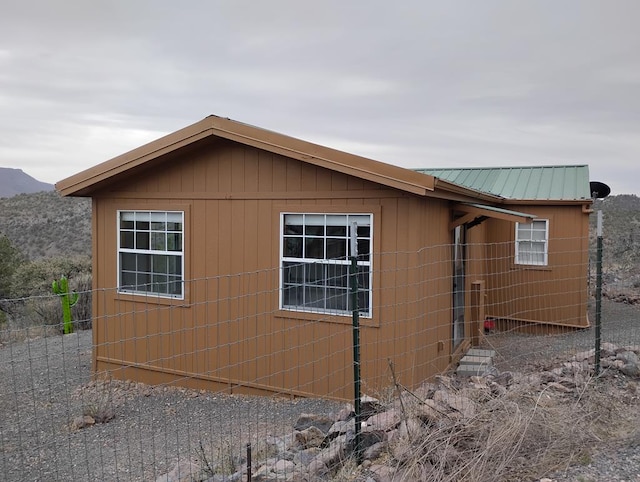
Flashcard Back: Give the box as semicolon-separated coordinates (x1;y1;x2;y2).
4;255;92;333
11;255;91;298
0;234;24;299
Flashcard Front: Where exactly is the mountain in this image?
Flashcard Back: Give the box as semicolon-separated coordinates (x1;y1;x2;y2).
0;168;54;197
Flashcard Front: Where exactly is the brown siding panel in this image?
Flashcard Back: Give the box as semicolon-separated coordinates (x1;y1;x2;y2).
91;139;588;400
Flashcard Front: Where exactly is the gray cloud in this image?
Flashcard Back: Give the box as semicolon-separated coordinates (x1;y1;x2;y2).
0;0;638;195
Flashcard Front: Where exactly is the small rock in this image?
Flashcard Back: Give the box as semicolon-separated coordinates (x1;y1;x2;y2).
362;441;386;461
557;378;578;389
492;371;514;387
272;459;295;474
313;435;347;469
357;430;387;452
540;371;559;383
415;399;444;423
294;426;325;449
71;415;95;430
294;413;334;434
617;351;639;365
390;437;413;463
573;349;596;362
602;342;618;356
489;381;507;397
328;419;355;437
547;382;572;393
360;395;381;418
433;391;476;419
620;363;640;378
306;459;329;477
413;382;436;400
368;463;394;482
265;433;295;453
293;447;321;466
397;417;424;440
336;405;354;421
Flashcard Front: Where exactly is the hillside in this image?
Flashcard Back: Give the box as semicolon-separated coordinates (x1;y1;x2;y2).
593;194;640;273
0;168;53;197
0;191;91;259
591;194;640;301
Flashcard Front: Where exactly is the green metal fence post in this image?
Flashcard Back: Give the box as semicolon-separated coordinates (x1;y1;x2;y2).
595;210;603;375
349;222;362;463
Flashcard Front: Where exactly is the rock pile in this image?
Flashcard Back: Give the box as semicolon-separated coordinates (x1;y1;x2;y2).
157;343;640;482
604;287;640;305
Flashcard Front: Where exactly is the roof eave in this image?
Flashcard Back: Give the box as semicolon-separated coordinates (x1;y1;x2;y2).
56;116;438;198
505;198;594;206
56;119;215;197
433;178;504;203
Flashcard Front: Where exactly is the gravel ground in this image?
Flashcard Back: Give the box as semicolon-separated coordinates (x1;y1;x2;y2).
1;298;640;482
0;331;341;481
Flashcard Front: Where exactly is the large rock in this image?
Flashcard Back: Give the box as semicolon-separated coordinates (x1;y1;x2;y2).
365;408;402;432
433;390;476;419
415;399;445;424
397;417;425;440
617;351;639;365
294;426;325;449
621;363;640;378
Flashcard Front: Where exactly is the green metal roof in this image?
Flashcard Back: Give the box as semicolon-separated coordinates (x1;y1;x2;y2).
414;165;591;201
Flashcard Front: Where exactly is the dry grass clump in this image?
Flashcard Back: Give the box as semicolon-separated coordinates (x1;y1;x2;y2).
390;376;632;482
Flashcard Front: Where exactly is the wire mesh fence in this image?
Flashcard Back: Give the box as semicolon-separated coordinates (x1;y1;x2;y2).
1;238;639;481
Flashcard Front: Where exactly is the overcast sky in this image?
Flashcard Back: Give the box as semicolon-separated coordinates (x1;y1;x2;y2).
1;1;639;196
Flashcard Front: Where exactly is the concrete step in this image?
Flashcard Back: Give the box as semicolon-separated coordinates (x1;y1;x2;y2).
455;348;496;376
456;365;490;376
466;348;496;358
459;355;492;366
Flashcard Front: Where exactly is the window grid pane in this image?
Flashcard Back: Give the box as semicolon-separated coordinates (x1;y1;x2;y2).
281;213;372;316
515;219;548;266
118;210;184;298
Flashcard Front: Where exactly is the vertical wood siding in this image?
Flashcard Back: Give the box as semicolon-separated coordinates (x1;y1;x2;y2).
92;139;456;399
482;205;589;327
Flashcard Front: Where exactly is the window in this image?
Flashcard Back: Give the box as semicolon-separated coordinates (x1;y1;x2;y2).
280;213;372;317
515;219;548;266
118;211;184;298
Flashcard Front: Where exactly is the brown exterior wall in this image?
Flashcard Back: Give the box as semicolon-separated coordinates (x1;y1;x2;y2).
481;204;590;328
91;139;455;400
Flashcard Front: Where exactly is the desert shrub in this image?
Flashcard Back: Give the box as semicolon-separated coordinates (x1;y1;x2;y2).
0;234;24;299
71;272;93;331
5;255;92;332
10;255;91;298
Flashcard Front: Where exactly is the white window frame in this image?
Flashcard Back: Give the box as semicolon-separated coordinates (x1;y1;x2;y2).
117;210;185;299
515;219;549;266
279;213;373;318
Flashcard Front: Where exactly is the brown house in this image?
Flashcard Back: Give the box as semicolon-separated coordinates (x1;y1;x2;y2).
56;116;593;400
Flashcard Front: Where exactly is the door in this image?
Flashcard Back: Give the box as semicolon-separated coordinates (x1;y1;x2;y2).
452;225;466;349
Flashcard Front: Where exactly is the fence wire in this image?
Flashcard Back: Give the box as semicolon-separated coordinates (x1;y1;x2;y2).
1;238;638;481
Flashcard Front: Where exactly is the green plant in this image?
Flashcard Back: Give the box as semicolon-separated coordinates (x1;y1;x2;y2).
82;376;115;424
52;275;79;334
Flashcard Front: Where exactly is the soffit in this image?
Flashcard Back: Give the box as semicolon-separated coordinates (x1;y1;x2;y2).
450;202;536;230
